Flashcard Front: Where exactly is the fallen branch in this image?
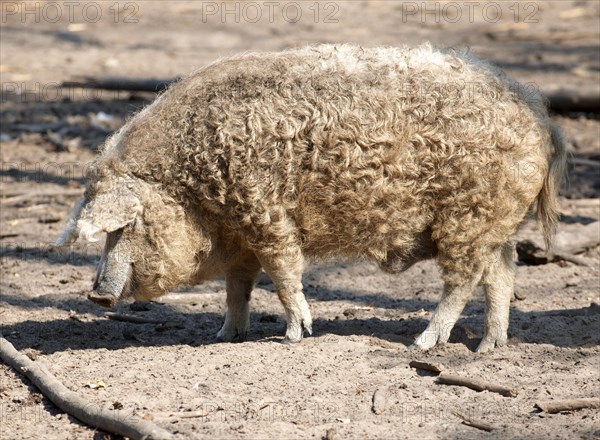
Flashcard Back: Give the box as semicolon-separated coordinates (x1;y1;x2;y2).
62;77;177;93
437;374;518;397
452;411;495;432
570;157;600;168
545;90;600;113
409;360;444;373
325;428;340;440
371;387;388;414
563;198;600;208
13;120;68;133
0;188;84;204
0;333;173;440
517;221;600;265
535;398;600;414
488;30;599;42
554;253;594;267
105;312;171;325
549;221;599;254
0;233;19;239
513;290;527;301
167;410;210;419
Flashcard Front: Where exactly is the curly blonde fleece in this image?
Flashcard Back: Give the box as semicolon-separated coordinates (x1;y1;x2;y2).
83;44;565;348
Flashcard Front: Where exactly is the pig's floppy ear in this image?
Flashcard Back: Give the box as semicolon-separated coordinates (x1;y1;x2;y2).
55;181;143;245
76;184;143;242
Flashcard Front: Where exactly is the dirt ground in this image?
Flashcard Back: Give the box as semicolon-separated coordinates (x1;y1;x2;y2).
1;1;599;439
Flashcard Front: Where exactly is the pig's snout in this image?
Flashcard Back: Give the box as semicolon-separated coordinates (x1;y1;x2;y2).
89;246;132;307
88;251;119;307
88;291;118;308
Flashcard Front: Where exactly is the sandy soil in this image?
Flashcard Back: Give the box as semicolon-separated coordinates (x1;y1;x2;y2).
1;2;599;439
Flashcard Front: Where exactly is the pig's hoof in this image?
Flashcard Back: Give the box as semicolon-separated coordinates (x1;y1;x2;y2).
281;320;312;344
408;341;438;351
299;300;313;336
216;328;247;343
302;320;313;336
281;336;301;344
411;331;442;351
476;336;506;353
88;293;117;308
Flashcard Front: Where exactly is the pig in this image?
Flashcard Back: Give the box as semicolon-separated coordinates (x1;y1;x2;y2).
57;44;566;352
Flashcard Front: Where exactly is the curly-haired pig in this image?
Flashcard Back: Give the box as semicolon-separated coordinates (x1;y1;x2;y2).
57;44;566;352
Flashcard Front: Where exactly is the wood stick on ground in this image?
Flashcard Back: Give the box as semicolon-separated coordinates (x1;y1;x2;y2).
62;77;177;93
488;30;599;43
13;120;68;133
409;360;444;373
554;252;593;267
0;333;173;440
535;398;600;414
325;427;340;440
371;387;388;415
105;312;172;325
517;221;600;264
437;374;518;397
167;410;210;419
551;221;599;255
545;90;600;113
570;157;600;168
452;411;495;432
0;188;84;204
562;198;600;208
513;290;527;301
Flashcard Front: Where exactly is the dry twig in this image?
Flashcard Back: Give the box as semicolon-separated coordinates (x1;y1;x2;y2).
0;333;173;439
570;157;600;168
545;90;600;112
168;410;210;419
555;253;594;267
437;374;518;397
62;77;176;92
105;312;173;325
535;398;600;414
371;387;388;414
517;221;600;265
452;411;495;432
409;360;444;373
1;189;84;206
324;428;340;440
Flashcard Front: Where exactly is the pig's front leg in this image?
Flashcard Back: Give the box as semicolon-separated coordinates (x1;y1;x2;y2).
258;248;312;344
217;254;261;342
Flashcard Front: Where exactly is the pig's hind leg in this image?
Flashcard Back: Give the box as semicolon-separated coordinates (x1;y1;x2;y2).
217;253;262;342
411;237;485;350
477;243;515;352
411;272;482;350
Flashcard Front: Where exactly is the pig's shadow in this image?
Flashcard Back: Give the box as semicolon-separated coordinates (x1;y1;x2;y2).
2;287;599;355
